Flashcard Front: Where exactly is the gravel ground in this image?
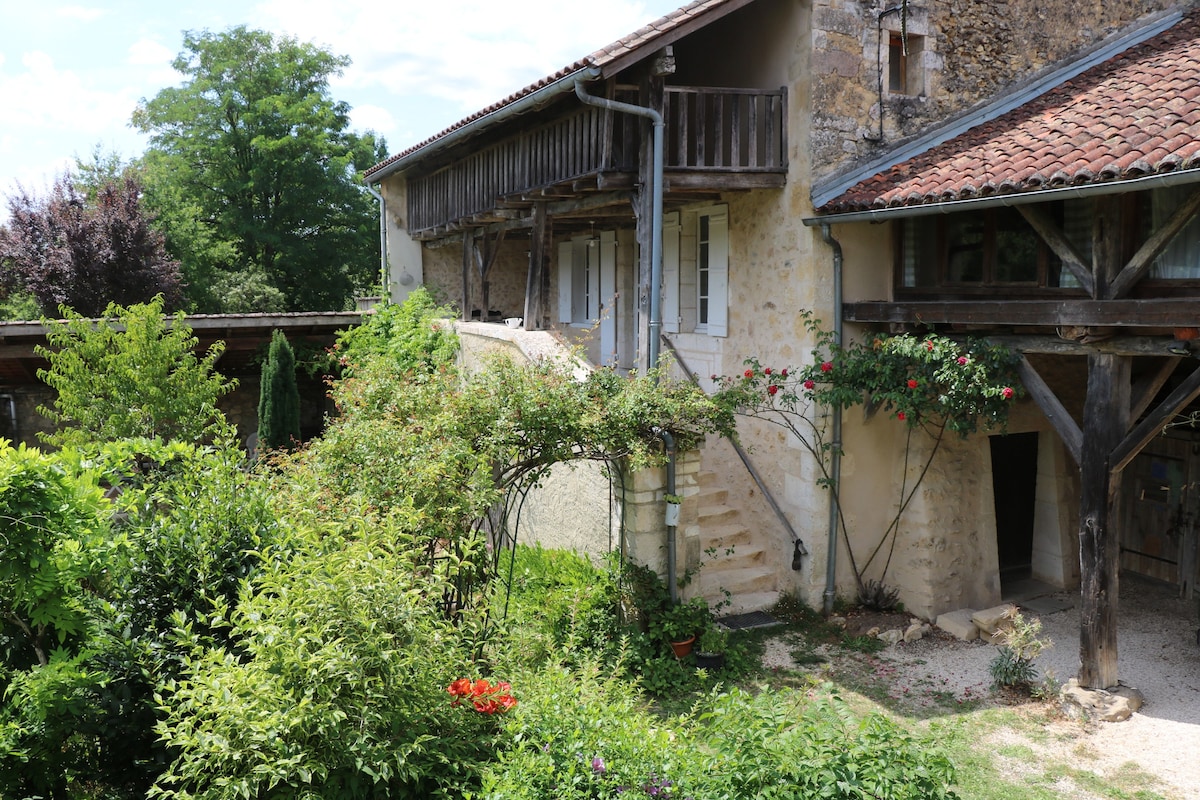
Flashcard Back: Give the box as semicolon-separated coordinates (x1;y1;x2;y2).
762;574;1200;798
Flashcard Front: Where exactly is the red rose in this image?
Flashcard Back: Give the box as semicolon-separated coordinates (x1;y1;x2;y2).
957;356;968;365
925;340;934;351
1002;386;1014;400
767;384;779;396
764;367;773;375
897;411;906;421
803;379;815;390
781;368;788;377
820;361;833;373
744;368;754;378
907;379;918;389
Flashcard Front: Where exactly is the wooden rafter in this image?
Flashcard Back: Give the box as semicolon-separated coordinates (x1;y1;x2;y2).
1017;204;1095;296
1110;359;1200;474
1108;187;1200;299
1129;357;1180;421
845;298;1200;327
1015;355;1083;465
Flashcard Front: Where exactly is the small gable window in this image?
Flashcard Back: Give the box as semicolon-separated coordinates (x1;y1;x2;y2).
888;33;924;96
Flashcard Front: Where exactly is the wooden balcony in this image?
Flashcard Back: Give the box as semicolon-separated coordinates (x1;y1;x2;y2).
407;85;787;236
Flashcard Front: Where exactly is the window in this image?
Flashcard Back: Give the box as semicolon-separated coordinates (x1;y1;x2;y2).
888;32;924;96
899;206;1066;290
1147;186;1200;279
557;231;616;326
662;205;728;337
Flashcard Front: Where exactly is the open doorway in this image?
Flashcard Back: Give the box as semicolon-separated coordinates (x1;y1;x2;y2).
991;432;1039;596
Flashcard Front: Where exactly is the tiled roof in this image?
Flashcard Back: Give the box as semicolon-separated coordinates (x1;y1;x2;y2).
364;0;737;180
819;8;1200;214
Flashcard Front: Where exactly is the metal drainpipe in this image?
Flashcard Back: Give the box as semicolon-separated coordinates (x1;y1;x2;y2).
574;79;677;601
573;79;665;374
365;184;389;298
659;430;679;605
820;224;844;615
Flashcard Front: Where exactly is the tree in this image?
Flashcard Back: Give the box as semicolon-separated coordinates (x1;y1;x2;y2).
133;27;387;313
36;297;236;448
0;173;183;317
257;329;301;450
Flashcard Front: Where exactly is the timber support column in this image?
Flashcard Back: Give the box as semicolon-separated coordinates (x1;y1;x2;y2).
1078;352;1128;689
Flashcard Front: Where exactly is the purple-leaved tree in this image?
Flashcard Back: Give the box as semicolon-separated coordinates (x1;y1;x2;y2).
0;173;183;317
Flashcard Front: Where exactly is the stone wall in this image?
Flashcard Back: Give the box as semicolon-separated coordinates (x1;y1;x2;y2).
810;0;1185;182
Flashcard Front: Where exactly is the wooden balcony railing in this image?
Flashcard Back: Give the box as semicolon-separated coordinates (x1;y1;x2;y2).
407;85;788;233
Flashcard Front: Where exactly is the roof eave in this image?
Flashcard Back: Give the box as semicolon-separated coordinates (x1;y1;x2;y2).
365;65;603;185
802;167;1200;227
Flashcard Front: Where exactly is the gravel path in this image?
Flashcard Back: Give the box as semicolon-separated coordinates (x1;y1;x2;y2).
764;574;1200;798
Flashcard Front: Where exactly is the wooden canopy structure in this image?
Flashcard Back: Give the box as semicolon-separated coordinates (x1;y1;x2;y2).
812;8;1200;689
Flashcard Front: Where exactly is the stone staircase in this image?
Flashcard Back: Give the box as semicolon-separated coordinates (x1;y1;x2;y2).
692;470;781;616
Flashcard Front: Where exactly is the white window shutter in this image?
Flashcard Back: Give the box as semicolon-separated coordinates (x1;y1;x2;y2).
557;240;573;323
707;209;729;337
662;212;680;334
586;237;602;321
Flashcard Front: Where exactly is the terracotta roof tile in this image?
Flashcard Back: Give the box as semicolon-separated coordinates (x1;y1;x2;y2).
821;9;1200;213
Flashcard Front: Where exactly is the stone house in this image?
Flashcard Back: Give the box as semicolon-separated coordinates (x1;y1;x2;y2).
365;0;1200;687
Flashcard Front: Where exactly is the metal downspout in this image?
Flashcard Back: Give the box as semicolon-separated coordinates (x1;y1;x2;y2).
574;79;676;598
572;79;665;373
820;224;844;615
365;184;389;297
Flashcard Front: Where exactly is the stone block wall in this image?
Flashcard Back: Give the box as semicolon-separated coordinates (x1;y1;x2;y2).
810;0;1183;183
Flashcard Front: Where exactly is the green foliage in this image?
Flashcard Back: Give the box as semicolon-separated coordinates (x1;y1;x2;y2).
258;329;302;450
0;441;111;667
989;608;1051;691
334;287;459;376
36;297;236;448
134;26;387;312
151;520;494;800
858;578;901;611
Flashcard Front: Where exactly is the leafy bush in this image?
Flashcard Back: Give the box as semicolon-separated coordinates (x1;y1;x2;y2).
36;297;236;448
152;519;497;800
988;608;1051;691
334;287;459;376
258;329;301;450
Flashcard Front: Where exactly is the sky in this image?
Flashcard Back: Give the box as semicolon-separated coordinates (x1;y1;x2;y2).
0;0;684;216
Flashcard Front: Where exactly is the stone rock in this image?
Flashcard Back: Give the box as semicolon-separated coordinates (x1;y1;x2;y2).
877;628;904;646
936;608;980;641
827;615;847;629
865;626;881;637
1059;678;1145;722
903;621;930;643
972;604;1018;642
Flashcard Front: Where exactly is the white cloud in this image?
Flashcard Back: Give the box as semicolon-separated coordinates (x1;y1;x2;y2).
348;103;397;138
127;38;175;67
0;51;135;132
253;0;668;115
54;5;107;22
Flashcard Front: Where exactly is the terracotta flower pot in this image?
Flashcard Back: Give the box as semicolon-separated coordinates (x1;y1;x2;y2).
669;636;696;658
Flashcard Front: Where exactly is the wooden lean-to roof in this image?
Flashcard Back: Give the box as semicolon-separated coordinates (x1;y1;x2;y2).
815;7;1200;216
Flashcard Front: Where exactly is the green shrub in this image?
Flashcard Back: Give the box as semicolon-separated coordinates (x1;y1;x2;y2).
988;608;1051;691
258;328;301;450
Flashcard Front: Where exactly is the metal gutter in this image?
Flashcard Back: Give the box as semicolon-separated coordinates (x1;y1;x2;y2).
364;184;389;295
365;65;603;185
819;224;843;616
803;168;1200;227
811;9;1184;209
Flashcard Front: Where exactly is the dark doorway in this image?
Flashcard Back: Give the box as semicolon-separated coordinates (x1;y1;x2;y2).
991;432;1039;592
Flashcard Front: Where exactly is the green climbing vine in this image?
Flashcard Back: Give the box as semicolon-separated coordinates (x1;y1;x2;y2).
712;312;1022;597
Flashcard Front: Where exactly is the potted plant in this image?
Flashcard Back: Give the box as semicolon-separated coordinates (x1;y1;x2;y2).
657;597;709;658
695;626;729;670
663;492;683;527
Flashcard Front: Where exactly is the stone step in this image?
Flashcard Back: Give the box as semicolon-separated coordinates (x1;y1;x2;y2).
695;481;729;506
697;501;738;526
718;590;783;617
698;523;755;553
698;564;776;597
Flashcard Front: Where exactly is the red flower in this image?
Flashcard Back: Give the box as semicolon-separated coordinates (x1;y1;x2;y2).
803;379;815;390
744;368;754;378
764;367;773;375
1002;386;1014;400
925;340;934;351
820;361;833;373
447;678;472;697
781;368;788;377
956;356;968;365
897;411;906;421
767;384;779;396
710;373;718;380
907;379;918;389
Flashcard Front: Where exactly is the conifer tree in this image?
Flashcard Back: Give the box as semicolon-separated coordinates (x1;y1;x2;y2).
257;330;301;450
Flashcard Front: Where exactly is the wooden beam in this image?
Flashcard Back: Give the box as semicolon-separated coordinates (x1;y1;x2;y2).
983;335;1189;357
1109;187;1200;299
461;230;472;321
846;298;1200;327
1017;205;1094;296
1130;357;1180;422
523;202;548;330
1110;359;1200;474
1078;353;1129;689
1016;356;1082;465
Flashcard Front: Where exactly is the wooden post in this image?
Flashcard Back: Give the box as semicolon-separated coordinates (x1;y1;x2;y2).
461;231;472;321
523;202;547;330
